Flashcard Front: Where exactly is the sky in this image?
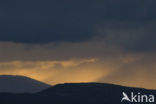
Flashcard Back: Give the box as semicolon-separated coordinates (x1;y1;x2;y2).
0;0;156;89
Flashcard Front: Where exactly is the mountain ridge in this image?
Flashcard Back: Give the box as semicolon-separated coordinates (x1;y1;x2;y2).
0;82;154;104
0;76;155;104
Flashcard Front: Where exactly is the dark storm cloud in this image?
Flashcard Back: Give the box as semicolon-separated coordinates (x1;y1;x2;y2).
98;22;156;51
1;0;156;45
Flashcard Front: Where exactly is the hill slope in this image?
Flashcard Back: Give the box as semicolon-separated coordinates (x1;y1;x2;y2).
0;75;51;93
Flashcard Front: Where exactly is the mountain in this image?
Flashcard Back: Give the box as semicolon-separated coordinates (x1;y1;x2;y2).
0;82;155;104
0;75;51;93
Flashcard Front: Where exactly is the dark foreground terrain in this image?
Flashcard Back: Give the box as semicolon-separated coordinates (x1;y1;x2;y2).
0;83;155;104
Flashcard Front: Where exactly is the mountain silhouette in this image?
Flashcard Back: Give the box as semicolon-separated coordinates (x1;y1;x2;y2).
0;75;51;93
0;82;155;104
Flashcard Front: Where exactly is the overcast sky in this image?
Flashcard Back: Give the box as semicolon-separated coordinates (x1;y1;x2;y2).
0;0;156;89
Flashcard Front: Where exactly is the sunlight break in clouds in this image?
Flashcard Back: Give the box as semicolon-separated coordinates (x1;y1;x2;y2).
0;58;112;85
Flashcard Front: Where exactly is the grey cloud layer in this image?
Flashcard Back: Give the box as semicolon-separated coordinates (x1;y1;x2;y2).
1;0;156;51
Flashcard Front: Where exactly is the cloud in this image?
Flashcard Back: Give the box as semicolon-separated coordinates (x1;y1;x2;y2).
97;21;156;51
1;0;156;44
0;39;120;61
